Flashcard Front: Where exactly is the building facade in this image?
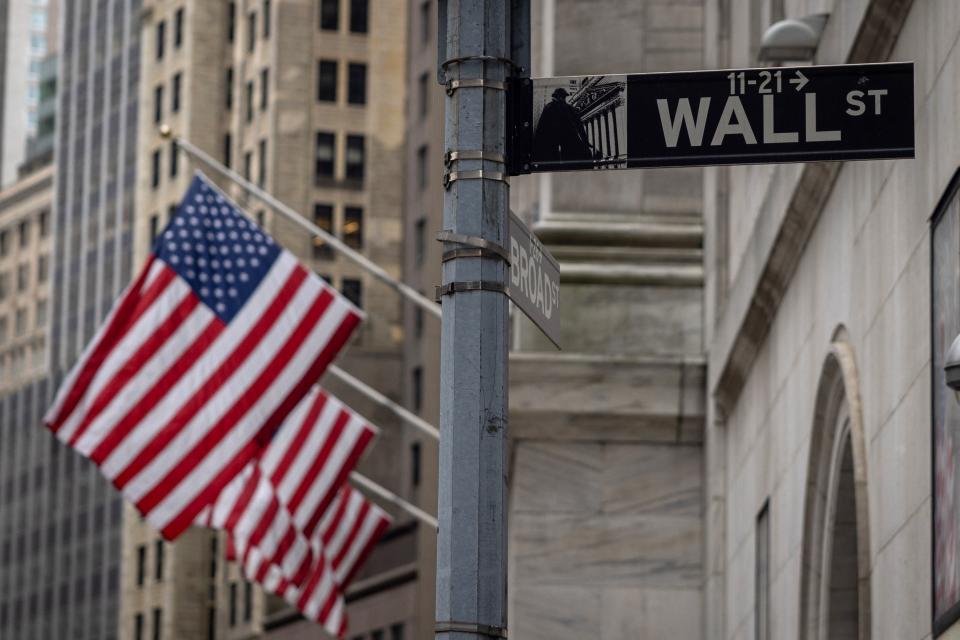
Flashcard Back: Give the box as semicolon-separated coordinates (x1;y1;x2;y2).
702;1;954;640
132;1;414;638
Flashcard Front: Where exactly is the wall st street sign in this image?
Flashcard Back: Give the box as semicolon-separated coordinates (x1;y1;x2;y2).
508;212;561;348
509;62;914;174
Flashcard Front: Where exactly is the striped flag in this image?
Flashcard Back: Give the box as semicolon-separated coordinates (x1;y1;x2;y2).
241;486;391;637
44;173;363;540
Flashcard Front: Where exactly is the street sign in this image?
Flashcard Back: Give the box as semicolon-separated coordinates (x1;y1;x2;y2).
508;212;561;349
508;62;914;174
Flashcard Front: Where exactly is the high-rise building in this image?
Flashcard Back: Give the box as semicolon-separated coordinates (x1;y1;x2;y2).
131;1;416;638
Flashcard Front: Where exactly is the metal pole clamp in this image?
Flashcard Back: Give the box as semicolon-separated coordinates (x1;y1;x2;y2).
435;621;507;638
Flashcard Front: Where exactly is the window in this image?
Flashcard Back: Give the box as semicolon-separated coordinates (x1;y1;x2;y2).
0;316;6;343
313;204;333;259
314;132;335;182
152;608;162;640
391;623;405;640
227;2;236;41
151;149;161;189
415;217;426;266
347;63;366;105
372;630;385;640
263;0;271;37
410;444;421;488
155;540;164;581
256;210;266;227
317;60;337;102
320;0;339;30
412;366;423;412
260;68;269;110
243;151;252;182
156;20;165;60
246;80;254;122
755;502;769;640
0;230;6;256
229;582;237;626
207;607;216;640
420;1;431;46
170;140;178;178
38;211;48;237
18;221;29;248
135;613;144;640
417;145;428;190
418;72;429;118
414;303;423;339
225;67;234;110
243;582;253;622
247;11;256;52
223;134;232;168
153;84;163;124
174;8;184;48
258;139;267;186
17;263;28;291
349;0;368;33
344;207;363;249
1;272;9;301
342;278;362;309
171;73;181;112
136;545;146;586
345;135;365;181
37;255;48;282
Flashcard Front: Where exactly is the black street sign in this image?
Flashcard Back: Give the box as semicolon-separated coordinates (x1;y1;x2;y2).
508;62;914;174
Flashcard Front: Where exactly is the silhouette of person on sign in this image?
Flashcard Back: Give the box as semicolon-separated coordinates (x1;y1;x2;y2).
532;87;596;163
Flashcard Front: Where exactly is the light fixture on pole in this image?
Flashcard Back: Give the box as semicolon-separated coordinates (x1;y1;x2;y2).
758;13;829;63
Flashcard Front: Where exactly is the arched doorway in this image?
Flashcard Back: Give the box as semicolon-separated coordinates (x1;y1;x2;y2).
799;337;871;640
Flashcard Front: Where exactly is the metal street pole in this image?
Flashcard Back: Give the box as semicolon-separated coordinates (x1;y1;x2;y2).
435;1;522;639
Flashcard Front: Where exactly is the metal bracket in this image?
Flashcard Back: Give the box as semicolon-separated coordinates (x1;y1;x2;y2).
435;621;507;638
440;54;523;73
435;281;507;302
444;150;506;167
445;78;506;96
443;170;509;190
436;230;510;264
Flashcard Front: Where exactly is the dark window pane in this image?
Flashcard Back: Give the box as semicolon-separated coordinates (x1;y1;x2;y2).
342;278;362;309
314;132;335;182
317;60;337;102
151;149;161;189
344;206;362;249
135;613;144;640
229;582;237;626
345;134;364;181
136;545;146;586
410;445;421;488
247;11;256;51
153;84;163;124
155;540;164;581
225;67;233;110
153;608;162;640
418;72;429;118
313;204;333;259
243;151;252;182
258;139;267;186
412;366;423;412
223;133;232;168
349;0;368;33
227;2;236;41
246;81;254;122
174;8;184;47
156;21;165;59
420;1;430;45
263;0;271;37
348;63;366;105
244;581;253;622
260;68;269;110
320;0;339;30
171;73;181;112
417;145;428;190
415;217;426;266
169;140;178;178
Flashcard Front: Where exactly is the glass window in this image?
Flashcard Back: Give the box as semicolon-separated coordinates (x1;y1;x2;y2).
38;210;48;237
170;140;178;178
314;132;335;182
344;207;362;249
153;84;163;123
0;230;6;256
347;63;366;105
134;613;144;640
417;145;428;190
155;540;164;581
0;316;7;343
410;445;421;488
263;0;271;38
174;8;184;48
0;272;8;301
243;581;253;622
227;2;235;41
35;299;46;328
17;263;28;291
151;149;161;189
18;221;29;248
317;60;337;102
246;80;254;122
172;73;181;112
418;72;429;118
349;0;368;33
342;278;362;309
207;607;216;640
345;135;365;181
320;0;339;30
156;20;165;60
243;151;252;182
260;68;269;110
37;255;47;282
225;67;234;110
223;134;232;168
313;204;333;259
420;1;431;46
258;139;267;186
153;608;162;640
247;11;256;52
229;582;237;626
412;366;423;412
415;217;426;266
136;545;146;586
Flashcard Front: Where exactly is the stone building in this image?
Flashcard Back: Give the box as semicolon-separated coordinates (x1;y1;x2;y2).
131;1;417;639
701;1;954;640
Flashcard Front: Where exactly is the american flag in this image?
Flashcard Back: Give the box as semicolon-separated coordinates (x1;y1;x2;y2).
45;173;363;540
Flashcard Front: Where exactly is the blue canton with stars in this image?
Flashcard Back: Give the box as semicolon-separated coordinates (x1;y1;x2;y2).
154;175;282;323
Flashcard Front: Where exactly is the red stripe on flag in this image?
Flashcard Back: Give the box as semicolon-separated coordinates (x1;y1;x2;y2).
286;411;349;516
340;513;391;588
320;490;351;548
302;427;375;537
224;472;260;533
48;260;170;431
267;391;331;488
110;267;309;488
331;502;370;569
89;318;225;465
159;308;361;539
68;294;201;448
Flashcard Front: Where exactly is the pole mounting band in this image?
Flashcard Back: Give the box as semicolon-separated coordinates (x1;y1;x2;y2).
436;230;510;263
445;78;506;96
435;281;507;302
440;54;522;72
443;170;509;189
434;621;507;638
445;150;506;167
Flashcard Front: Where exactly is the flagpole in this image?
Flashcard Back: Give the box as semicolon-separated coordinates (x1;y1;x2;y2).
166;128;441;320
350;472;438;529
326;366;439;441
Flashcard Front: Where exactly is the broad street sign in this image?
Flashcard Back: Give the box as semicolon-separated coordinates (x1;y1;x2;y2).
508;212;561;349
508;62;914;174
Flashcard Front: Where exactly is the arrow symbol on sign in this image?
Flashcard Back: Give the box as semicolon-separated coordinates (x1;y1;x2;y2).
789;70;809;91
